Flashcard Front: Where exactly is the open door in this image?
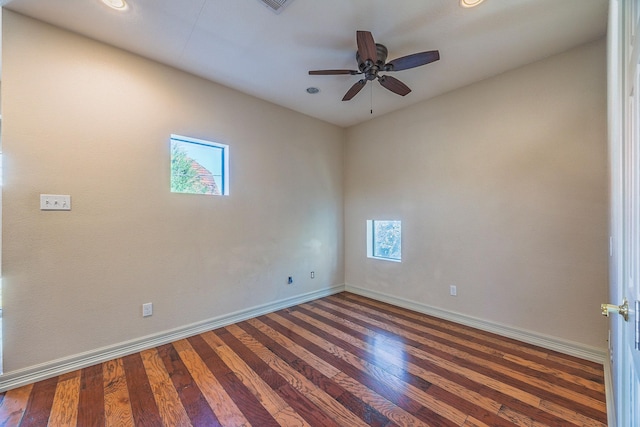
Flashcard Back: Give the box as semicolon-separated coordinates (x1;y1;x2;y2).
607;0;640;425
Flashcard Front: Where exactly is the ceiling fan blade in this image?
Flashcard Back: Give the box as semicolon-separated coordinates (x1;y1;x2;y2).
342;79;367;101
309;69;360;75
385;50;440;71
379;75;411;96
356;30;378;63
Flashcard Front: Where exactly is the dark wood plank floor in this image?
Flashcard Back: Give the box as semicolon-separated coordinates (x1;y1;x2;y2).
0;292;607;426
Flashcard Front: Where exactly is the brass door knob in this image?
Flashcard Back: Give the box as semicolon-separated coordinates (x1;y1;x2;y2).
601;298;629;321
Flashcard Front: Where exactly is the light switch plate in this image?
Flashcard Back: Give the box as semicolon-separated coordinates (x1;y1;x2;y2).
142;303;153;317
40;194;71;211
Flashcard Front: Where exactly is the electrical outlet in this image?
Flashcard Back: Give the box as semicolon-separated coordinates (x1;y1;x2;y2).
288;276;293;285
40;194;71;211
311;271;315;279
142;302;153;317
450;285;457;296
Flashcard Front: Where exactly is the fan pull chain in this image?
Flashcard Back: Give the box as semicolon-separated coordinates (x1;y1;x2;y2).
370;83;373;114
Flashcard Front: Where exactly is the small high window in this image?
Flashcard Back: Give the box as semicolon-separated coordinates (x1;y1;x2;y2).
367;220;402;262
170;135;229;196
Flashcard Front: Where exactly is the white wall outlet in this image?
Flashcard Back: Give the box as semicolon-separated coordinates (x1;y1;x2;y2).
288;276;293;285
40;194;71;211
450;285;457;296
142;302;153;317
311;271;315;279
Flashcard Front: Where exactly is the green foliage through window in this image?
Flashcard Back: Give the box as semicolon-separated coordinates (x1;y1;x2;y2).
367;220;402;262
170;135;228;196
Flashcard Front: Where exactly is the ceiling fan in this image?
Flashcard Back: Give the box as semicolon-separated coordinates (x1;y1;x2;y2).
309;30;440;101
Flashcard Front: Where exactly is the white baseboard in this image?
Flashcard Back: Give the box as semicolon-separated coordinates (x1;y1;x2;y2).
344;284;607;364
603;350;616;427
0;285;345;393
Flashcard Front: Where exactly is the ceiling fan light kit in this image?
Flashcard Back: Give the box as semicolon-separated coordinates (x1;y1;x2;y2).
309;30;440;101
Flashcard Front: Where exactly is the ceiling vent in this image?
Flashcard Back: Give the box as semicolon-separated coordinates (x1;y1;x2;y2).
256;0;294;14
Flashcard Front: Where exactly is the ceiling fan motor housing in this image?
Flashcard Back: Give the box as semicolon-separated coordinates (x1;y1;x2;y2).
357;43;388;79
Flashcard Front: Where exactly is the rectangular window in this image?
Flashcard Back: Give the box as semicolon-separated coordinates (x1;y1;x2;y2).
367;220;402;262
170;134;229;195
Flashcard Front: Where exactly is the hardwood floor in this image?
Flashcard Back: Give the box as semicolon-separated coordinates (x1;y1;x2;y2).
0;292;607;426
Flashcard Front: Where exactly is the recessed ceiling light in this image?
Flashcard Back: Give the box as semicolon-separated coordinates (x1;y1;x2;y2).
460;0;484;8
306;87;320;94
101;0;128;10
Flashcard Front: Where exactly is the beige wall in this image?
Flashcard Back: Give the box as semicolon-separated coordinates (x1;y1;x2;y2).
1;11;344;372
344;39;608;349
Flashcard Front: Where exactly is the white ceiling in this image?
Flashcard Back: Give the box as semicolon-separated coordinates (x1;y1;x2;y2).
2;0;608;127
